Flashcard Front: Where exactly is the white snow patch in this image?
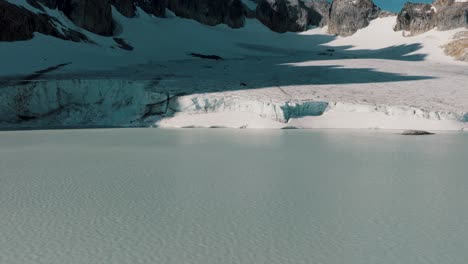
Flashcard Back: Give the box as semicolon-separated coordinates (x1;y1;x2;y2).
302;16;467;64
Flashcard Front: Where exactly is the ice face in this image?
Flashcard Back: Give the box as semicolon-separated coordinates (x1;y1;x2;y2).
0;79;164;127
1;79;466;130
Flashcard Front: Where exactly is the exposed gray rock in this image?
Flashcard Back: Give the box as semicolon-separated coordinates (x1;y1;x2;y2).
112;0;136;17
256;0;308;32
0;0;87;42
256;0;321;33
35;0;61;9
395;0;467;36
60;0;114;36
243;1;257;19
135;0;167;17
443;31;468;61
401;130;435;135
433;0;455;10
167;0;246;28
113;37;134;50
188;53;224;60
21;0;115;36
433;0;467;31
378;10;396;18
328;0;381;36
25;0;46;10
394;3;435;35
303;0;331;27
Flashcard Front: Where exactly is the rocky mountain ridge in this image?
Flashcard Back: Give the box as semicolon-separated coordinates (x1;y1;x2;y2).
0;0;466;42
394;0;468;36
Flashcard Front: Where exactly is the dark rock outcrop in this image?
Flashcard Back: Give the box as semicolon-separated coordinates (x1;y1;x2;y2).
0;0;87;42
243;1;257;19
328;0;381;36
167;0;246;28
395;0;467;36
113;37;134;50
401;130;434;135
28;0;115;36
433;0;451;9
35;0;61;9
394;3;435;35
256;0;308;32
112;0;136;17
379;10;397;18
24;0;115;36
304;0;331;27
60;0;114;36
25;0;46;10
256;0;318;33
433;0;467;30
443;31;468;61
135;0;167;17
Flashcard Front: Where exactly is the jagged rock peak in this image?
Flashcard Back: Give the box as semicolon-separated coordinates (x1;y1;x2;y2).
394;3;435;35
25;0;114;36
34;0;61;9
303;0;332;27
255;0;330;33
0;0;88;42
328;0;382;37
60;0;114;36
394;0;467;36
135;0;167;18
433;0;467;31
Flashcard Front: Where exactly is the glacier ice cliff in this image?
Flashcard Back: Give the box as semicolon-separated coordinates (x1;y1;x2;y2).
0;79;467;130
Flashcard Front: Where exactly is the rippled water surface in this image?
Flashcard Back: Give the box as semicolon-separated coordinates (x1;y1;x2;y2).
1;129;467;264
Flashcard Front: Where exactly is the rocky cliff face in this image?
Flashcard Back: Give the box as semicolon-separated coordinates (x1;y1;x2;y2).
34;0;61;9
0;0;335;42
255;0;329;33
328;0;381;37
24;0;115;36
112;0;136;18
135;0;167;17
256;0;310;32
395;0;467;36
394;3;435;35
434;0;467;31
0;0;88;42
167;0;246;28
60;0;114;36
304;0;331;27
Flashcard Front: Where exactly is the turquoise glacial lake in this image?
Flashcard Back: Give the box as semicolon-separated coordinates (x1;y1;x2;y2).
0;129;467;264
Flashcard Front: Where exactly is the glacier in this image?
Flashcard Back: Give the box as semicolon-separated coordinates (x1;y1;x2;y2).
1;78;466;131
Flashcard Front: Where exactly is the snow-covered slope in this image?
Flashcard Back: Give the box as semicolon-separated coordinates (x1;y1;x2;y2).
317;16;467;63
0;8;467;131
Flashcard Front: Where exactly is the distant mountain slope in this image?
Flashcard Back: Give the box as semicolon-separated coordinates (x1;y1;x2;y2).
1;0;466;44
0;7;466;130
